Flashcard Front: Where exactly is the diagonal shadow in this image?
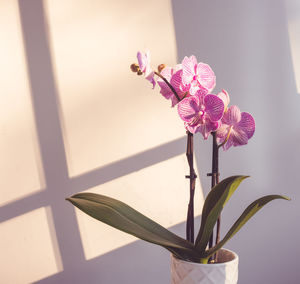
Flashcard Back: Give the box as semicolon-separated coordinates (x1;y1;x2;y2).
0;137;186;222
69;137;187;192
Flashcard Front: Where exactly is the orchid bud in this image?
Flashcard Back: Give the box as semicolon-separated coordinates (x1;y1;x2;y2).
130;63;140;73
158;64;166;73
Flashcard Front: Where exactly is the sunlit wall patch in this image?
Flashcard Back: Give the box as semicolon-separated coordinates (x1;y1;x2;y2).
0;207;62;283
286;0;300;94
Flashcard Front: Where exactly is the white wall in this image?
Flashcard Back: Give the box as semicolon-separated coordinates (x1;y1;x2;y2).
1;0;299;283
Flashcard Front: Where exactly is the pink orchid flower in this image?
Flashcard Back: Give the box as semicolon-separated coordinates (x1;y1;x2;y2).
157;64;185;107
181;55;216;96
216;105;255;150
137;50;156;88
177;91;224;138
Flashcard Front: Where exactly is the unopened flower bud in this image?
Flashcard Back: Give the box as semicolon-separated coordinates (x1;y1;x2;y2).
158;64;166;73
130;63;140;73
137;70;143;75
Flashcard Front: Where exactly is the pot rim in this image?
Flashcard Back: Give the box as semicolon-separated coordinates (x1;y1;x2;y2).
171;248;238;267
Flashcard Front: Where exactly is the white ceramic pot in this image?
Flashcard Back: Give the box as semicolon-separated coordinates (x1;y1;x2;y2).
171;249;239;284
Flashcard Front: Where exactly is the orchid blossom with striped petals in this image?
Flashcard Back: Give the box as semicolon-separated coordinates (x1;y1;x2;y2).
216;105;255;150
177;91;225;139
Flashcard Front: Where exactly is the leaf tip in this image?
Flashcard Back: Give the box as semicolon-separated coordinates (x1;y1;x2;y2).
282;195;291;201
235;175;250;183
65;197;75;203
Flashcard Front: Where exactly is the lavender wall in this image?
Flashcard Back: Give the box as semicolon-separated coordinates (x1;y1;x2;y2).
172;0;300;283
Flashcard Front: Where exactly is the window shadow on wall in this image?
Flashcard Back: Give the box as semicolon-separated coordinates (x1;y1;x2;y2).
0;1;190;283
5;0;300;283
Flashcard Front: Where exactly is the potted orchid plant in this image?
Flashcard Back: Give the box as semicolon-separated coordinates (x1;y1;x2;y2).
66;51;289;284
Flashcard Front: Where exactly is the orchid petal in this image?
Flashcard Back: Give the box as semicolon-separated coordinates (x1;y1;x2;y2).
182;56;197;85
204;94;225;122
184;122;196;134
238;112;255;139
218;109;255;150
194;89;207;103
223;135;234;150
157;67;173;98
170;70;183;91
223;105;241;125
196;63;216;92
160;67;173;80
174;64;183;72
177;96;200;122
146;71;156;89
216;123;231;140
157;80;172;99
137;51;148;73
196;118;219;139
188;85;197;96
157;66;185;107
171;70;189;101
144;65;153;78
171;96;180;107
195;86;209;98
231;128;248;146
217;90;230;110
184;115;203;134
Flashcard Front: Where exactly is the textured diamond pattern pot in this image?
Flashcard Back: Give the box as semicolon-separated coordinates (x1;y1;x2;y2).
171;249;238;284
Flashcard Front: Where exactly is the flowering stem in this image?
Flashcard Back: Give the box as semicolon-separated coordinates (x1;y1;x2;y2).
208;132;220;252
154;71;181;102
212;132;222;262
154;72;195;243
185;131;197;243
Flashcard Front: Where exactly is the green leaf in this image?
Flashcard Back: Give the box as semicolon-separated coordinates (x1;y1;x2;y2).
203;195;290;258
195;175;249;253
66;193;201;261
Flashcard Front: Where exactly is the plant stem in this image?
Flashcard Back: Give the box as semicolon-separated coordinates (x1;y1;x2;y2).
185;131;197;243
214;151;221;262
154;71;197;243
208;132;220;249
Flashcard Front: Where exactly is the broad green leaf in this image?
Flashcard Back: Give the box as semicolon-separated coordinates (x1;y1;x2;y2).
203;195;290;258
66;193;201;261
195;176;248;253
